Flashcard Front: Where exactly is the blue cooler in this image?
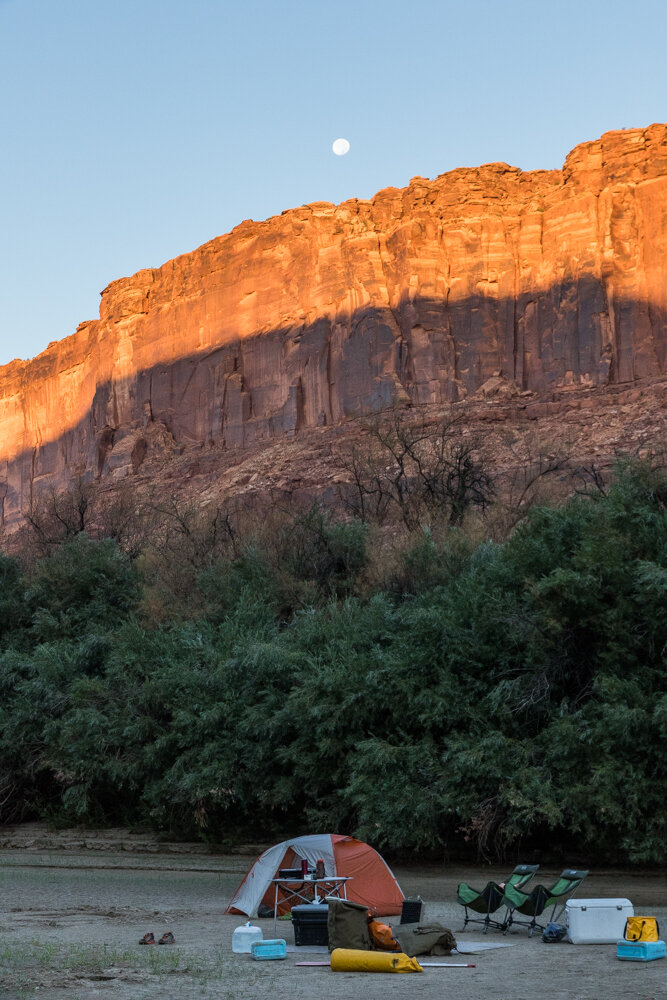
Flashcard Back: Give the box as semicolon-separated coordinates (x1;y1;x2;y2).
251;939;287;960
617;939;666;962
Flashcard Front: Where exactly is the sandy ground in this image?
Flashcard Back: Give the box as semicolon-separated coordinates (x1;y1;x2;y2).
0;826;665;1000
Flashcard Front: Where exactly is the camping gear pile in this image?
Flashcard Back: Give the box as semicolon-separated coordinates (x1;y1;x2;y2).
229;839;665;973
456;863;664;961
228;833;461;973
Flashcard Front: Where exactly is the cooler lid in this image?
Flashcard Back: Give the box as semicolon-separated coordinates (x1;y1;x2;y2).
566;898;632;909
291;903;330;917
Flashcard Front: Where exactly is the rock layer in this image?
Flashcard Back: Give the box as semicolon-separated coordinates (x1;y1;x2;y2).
1;124;667;526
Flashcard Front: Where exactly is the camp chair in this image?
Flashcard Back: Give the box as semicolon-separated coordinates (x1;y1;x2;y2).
501;868;589;936
457;864;539;933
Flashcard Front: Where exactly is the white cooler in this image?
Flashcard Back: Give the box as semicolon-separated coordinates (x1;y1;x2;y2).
566;898;634;944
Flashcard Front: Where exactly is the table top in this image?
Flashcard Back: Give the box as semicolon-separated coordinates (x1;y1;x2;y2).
270;875;352;884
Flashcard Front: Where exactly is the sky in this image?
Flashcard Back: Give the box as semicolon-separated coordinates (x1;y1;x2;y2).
1;0;666;367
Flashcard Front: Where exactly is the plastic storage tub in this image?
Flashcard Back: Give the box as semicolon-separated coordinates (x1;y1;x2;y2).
566;899;633;944
400;898;425;924
292;903;329;946
617;939;666;962
251;939;287;960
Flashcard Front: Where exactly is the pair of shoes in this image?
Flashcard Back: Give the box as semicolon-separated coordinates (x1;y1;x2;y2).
138;931;176;945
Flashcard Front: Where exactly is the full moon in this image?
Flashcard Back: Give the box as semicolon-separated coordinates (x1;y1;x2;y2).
332;138;350;156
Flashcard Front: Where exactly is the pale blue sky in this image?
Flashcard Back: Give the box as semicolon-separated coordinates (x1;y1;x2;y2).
1;0;666;366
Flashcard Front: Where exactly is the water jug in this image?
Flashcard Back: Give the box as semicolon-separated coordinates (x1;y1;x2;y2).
232;921;263;953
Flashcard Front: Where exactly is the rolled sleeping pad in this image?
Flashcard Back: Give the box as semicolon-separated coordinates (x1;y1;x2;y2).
330;948;423;973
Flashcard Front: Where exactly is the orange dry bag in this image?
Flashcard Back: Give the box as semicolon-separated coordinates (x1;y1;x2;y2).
368;919;400;951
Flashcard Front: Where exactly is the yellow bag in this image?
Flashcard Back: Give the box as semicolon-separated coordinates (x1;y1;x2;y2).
330;948;423;973
624;916;660;943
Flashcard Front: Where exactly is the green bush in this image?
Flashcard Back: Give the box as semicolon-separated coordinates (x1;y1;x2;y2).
25;535;141;641
0;460;664;862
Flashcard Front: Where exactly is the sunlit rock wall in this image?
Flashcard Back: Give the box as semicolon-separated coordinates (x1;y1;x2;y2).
1;123;666;525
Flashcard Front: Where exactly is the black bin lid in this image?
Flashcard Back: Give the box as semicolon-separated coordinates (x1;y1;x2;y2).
291;903;329;920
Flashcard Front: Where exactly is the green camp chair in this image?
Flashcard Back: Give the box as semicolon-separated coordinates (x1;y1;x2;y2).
457;864;539;933
501;868;589;936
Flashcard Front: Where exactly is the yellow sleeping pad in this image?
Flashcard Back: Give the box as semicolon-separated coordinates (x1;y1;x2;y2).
330;948;423;973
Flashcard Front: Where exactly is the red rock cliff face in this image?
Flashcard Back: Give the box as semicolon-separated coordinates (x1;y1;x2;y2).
1;124;667;526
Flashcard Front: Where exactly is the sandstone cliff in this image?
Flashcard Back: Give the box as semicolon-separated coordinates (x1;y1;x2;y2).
1;123;667;527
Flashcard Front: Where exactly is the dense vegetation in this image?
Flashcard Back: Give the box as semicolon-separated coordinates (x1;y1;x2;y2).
0;458;665;865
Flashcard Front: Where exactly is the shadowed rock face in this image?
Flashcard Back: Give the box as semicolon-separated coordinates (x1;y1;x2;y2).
1;123;667;527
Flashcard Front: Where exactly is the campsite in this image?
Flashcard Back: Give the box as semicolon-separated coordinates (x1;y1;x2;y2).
1;826;665;1000
3;5;667;998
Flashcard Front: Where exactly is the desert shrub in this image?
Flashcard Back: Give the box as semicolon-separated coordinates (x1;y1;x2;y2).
339;459;667;860
379;526;474;596
25;535;141;641
0;555;30;648
0;458;664;861
0;642;79;822
268;505;369;611
197;545;279;624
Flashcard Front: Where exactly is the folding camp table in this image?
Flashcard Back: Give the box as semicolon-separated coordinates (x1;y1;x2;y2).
270;876;352;933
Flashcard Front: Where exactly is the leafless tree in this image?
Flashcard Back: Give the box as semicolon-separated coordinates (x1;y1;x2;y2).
144;495;241;570
24;477;95;551
336;407;494;530
572;461;609;498
497;433;574;529
90;483;162;560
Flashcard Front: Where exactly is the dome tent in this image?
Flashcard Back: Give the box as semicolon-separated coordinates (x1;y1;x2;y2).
225;834;404;917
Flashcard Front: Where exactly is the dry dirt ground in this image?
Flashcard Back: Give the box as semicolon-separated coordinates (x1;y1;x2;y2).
0;826;665;1000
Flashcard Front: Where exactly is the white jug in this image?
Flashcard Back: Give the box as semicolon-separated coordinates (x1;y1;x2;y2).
232;921;263;953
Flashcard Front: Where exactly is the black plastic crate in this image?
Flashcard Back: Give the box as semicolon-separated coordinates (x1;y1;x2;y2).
278;868;304;879
292;903;329;946
400;897;425;924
